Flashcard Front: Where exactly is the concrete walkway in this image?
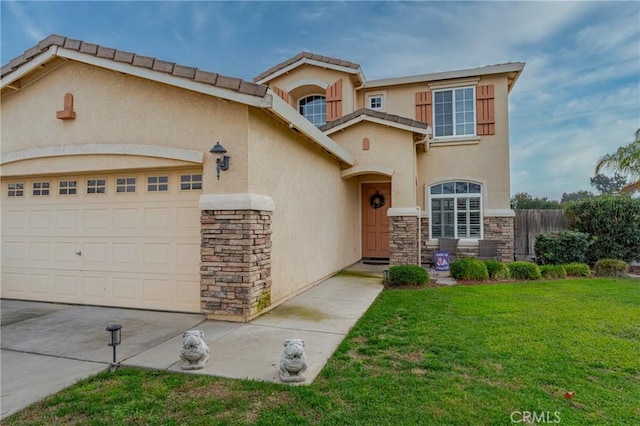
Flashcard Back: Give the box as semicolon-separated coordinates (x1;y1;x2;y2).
1;265;384;419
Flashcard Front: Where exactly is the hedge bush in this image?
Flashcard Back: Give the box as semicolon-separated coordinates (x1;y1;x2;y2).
540;264;567;279
564;194;640;264
386;265;429;286
507;261;541;280
534;230;590;265
450;258;489;281
562;262;591;277
483;260;511;280
593;259;628;278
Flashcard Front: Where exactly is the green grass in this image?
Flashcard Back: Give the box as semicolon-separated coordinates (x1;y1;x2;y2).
6;278;640;425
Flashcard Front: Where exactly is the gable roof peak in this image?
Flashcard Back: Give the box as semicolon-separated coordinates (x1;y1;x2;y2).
254;51;363;84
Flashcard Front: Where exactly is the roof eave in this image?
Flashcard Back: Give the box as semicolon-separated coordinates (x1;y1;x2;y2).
364;62;526;89
323;114;430;136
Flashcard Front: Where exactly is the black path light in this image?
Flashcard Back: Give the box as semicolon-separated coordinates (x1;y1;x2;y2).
106;324;122;372
210;142;230;180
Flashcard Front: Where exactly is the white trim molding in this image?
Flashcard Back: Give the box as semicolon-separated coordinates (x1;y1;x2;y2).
485;209;516;217
199;193;275;211
285;78;328;92
0;143;204;165
387;207;420;217
341;165;393;179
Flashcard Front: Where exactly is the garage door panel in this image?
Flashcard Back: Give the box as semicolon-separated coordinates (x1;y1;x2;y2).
3;241;27;266
3;210;27;235
56;209;81;234
2;170;201;312
30;273;53;295
54;273;82;300
1;271;28;297
29;242;54;267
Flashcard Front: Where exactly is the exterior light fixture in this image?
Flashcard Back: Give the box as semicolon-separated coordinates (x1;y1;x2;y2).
106;324;122;372
210;142;230;180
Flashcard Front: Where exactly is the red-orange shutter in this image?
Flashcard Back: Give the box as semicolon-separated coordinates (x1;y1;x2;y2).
415;91;433;138
326;79;343;122
272;86;289;103
476;85;495;135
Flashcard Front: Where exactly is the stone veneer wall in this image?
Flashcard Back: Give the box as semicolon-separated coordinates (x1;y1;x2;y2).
483;216;514;263
200;209;272;321
421;215;514;264
389;215;419;266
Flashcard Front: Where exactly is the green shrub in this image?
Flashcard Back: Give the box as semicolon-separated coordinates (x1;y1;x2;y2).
386;265;429;286
507;261;541;280
450;258;489;281
562;262;591;277
593;259;628;278
534;230;590;265
540;264;567;279
483;260;511;280
564;194;640;264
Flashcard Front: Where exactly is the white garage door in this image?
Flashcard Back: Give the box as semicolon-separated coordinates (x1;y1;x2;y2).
1;169;202;312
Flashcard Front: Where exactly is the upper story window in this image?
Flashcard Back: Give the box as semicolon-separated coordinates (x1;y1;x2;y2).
430;181;482;239
299;95;326;127
367;94;384;111
434;87;475;138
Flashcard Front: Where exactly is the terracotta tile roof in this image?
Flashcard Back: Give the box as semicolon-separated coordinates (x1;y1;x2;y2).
253;51;361;83
320;108;429;132
1;34;268;98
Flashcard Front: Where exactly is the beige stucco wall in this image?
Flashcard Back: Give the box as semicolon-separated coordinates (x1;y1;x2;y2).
416;75;511;210
247;109;360;303
265;66;357;116
329;123;417;208
1;60;250;194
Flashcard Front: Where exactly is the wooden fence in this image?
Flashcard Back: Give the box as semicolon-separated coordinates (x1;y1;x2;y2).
514;209;567;260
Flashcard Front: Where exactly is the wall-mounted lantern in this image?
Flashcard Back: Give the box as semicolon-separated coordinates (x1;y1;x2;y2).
210;142;230;180
106;324;122;372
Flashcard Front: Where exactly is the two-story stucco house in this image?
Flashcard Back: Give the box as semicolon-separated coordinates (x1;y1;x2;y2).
1;35;524;321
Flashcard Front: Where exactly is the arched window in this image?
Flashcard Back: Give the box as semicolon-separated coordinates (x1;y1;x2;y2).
299;95;326;127
429;181;482;239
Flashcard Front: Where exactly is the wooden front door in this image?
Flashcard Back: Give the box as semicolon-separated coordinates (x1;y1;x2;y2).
361;183;391;258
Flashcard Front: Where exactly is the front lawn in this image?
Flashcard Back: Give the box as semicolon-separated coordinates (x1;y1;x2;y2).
7;278;640;425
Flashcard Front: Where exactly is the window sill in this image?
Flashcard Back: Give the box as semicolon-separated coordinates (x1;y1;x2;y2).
430;137;480;147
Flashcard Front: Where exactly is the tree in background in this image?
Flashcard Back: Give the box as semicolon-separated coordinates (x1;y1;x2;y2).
561;190;594;204
590;173;628;194
564;194;640;263
510;192;561;209
595;129;640;193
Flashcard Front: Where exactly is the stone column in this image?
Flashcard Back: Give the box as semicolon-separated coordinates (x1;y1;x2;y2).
388;208;420;266
199;194;274;322
483;212;515;263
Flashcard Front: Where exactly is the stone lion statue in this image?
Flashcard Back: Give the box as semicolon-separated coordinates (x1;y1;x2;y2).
179;330;210;370
279;338;308;382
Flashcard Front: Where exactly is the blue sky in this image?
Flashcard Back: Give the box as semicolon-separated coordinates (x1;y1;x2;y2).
2;1;639;200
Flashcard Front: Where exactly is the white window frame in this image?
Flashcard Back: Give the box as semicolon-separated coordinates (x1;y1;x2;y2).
428;181;483;240
432;86;476;139
8;182;24;197
366;92;385;111
59;180;78;195
87;178;107;194
147;175;169;192
298;94;326;127
32;182;50;196
116;177;136;193
180;174;202;191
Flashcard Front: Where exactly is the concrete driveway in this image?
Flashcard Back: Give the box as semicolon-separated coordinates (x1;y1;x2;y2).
1;266;384;420
0;300;205;419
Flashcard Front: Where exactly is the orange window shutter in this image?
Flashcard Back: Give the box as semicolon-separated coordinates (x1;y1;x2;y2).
272;86;289;103
326;79;343;122
476;85;495;135
415;91;433;138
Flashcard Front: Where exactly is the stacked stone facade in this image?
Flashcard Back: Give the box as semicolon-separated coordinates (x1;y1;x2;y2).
483;216;514;263
200;209;272;321
389;215;419;266
421;215;514;265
